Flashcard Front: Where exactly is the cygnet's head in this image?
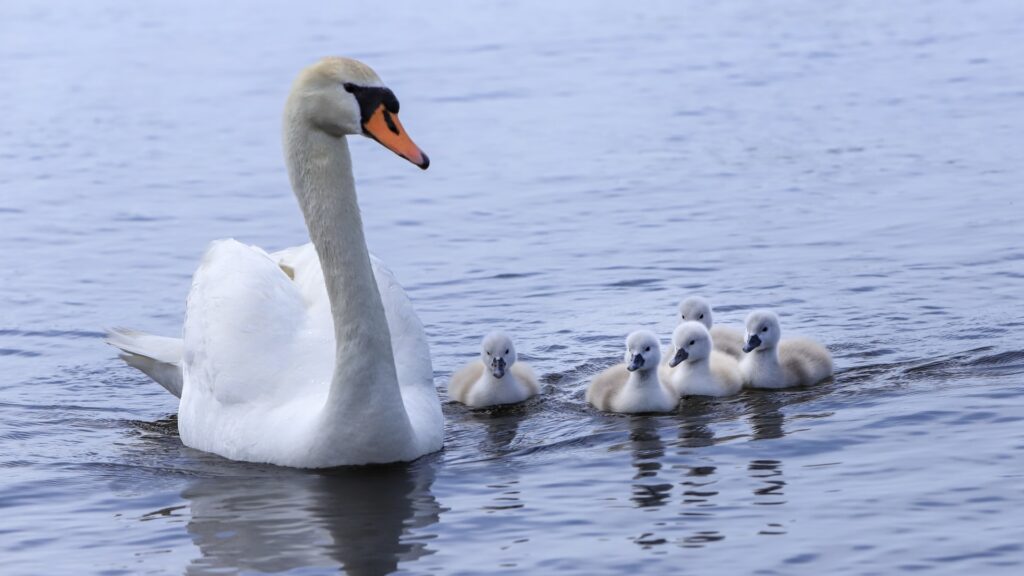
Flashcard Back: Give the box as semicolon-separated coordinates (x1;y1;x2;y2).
480;331;517;379
678;296;713;329
285;57;428;168
668;322;712;367
743;310;781;352
623;330;661;372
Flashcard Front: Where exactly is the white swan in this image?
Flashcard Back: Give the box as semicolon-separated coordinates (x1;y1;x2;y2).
448;332;540;408
665;322;743;397
677;296;744;359
739;310;833;389
586;330;678;414
107;57;443;467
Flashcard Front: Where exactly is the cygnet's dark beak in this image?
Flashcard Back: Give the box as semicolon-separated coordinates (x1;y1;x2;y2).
668;347;689;367
743;334;762;353
627;353;645;372
491;357;506;379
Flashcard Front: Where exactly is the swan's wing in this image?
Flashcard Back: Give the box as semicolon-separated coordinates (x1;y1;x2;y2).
106;328;184;397
183;239;309;405
511;362;541;394
448;361;484;403
269;244;441;452
586;364;628;410
779;338;834;385
269;245;436;398
370;256;443;455
369;255;434;394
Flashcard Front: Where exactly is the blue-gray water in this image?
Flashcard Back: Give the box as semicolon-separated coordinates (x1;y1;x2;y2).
2;0;1023;574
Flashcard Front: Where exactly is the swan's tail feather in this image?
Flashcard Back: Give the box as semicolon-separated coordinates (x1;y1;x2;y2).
106;328;184;398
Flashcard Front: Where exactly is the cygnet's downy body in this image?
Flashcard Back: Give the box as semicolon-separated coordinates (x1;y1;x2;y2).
586;330;678;414
666;322;743;397
739;310;833;389
448;332;540;408
677;296;744;360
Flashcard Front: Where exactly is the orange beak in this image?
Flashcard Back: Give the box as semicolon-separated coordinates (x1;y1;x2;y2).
362;105;429;170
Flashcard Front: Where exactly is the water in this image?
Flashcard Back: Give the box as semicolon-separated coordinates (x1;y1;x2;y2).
2;0;1023;573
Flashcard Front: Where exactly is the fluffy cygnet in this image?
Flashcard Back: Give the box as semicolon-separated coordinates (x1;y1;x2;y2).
586;330;678;414
448;332;540;408
665;322;743;397
739;310;833;389
677;296;744;359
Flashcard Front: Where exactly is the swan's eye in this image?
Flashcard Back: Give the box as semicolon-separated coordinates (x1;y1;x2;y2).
681;315;686;319
644;346;651;352
761;326;768;332
486;351;492;356
504;348;509;355
699;313;704;319
689;340;695;346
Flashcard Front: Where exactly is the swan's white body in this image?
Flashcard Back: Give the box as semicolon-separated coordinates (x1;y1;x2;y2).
448;332;540;408
739;310;833;389
586;331;677;414
677;296;744;360
108;58;443;467
665;322;743;397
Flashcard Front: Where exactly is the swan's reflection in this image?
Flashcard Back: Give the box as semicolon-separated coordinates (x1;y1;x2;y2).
676;397;717;448
181;458;441;576
742;393;788;511
474;406;525;456
743;390;786;440
627;417;671;508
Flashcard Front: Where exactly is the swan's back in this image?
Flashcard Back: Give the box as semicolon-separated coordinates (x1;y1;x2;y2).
779;338;833;386
709;326;744;360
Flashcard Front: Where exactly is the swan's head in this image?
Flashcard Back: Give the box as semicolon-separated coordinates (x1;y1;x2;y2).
624;330;661;372
480;331;517;379
678;296;713;329
743;310;781;352
668;321;712;367
287;57;428;169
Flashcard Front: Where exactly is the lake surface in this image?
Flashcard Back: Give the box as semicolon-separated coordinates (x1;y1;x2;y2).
2;0;1023;574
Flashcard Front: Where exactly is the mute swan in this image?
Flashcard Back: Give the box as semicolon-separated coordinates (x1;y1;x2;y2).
586;331;678;414
677;296;744;359
448;332;540;408
665;322;743;397
107;57;443;467
740;310;833;389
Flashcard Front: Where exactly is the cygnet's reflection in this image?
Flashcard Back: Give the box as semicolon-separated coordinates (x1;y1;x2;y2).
743;390;787;440
474;406;526;455
676;396;717;448
181;458;440;576
627;416;671;508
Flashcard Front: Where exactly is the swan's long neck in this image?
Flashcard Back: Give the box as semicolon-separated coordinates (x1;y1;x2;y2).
284;122;411;431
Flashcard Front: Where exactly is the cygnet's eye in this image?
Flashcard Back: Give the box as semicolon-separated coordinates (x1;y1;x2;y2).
644;346;651;352
761;326;768;332
689;340;695;346
680;314;686;319
699;313;704;320
486;351;492;356
504;348;509;355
